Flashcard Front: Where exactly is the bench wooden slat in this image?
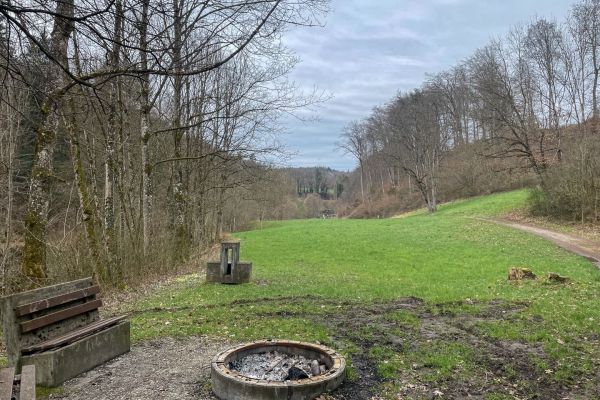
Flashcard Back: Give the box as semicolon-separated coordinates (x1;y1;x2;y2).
0;368;14;400
15;285;100;317
21;315;127;355
20;299;103;333
19;365;35;400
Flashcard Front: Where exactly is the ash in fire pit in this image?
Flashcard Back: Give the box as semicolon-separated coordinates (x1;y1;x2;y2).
212;340;346;400
227;351;329;381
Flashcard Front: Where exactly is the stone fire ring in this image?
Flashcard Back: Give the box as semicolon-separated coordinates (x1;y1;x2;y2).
211;340;346;400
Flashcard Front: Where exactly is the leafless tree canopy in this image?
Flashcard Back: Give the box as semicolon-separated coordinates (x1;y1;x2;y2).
0;0;330;290
336;1;600;219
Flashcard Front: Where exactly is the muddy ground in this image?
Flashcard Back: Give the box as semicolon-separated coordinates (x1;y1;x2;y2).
318;297;591;400
46;296;597;400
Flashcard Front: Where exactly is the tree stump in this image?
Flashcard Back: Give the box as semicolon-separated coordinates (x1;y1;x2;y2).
508;267;537;281
543;272;571;283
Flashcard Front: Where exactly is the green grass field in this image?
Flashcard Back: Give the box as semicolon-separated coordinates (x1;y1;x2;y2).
126;190;600;399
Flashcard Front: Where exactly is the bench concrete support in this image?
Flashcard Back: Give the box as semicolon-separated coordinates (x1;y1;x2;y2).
0;278;130;387
20;320;130;387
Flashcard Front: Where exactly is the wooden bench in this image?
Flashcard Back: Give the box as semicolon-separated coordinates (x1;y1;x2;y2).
1;278;130;387
0;365;35;400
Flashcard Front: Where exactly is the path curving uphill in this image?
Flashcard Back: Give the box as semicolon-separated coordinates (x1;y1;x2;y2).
480;218;600;268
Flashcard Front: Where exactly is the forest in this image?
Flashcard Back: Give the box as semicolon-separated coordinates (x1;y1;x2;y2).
0;0;331;292
334;0;600;221
2;0;600;293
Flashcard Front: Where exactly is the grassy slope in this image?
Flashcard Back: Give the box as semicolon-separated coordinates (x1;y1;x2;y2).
126;190;600;398
130;189;600;335
234;190;597;303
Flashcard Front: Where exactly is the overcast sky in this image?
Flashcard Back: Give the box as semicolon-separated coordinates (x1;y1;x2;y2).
280;0;575;171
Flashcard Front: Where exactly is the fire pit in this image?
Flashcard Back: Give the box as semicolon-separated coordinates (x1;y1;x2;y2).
211;340;346;400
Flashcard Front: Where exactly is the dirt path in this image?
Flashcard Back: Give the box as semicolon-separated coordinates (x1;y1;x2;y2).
480;217;600;267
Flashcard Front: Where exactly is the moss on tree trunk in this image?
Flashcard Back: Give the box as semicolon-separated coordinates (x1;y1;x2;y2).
21;0;75;288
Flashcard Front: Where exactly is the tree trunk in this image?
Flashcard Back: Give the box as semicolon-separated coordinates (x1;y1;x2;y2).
103;0;123;280
104;111;116;263
359;160;365;204
172;0;188;262
593;45;599;118
21;0;75;285
66;95;104;282
139;0;152;254
1;84;20;293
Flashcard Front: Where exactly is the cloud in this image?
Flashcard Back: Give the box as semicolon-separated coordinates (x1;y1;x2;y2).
281;0;574;171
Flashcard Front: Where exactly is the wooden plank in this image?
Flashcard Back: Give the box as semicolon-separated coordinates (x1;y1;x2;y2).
16;286;100;317
0;368;14;400
19;365;35;400
21;315;127;355
22;315;125;354
46;315;126;348
20;299;103;333
52;315;125;349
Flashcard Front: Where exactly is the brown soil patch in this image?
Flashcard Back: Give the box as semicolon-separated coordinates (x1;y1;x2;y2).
316;298;592;400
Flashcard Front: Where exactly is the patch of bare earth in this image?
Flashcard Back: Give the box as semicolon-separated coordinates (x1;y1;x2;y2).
315;298;593;400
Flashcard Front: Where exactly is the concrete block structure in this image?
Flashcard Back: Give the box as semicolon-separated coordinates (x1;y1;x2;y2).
206;241;252;284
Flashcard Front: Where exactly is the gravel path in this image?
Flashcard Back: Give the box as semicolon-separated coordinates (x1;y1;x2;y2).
481;217;600;267
50;337;229;400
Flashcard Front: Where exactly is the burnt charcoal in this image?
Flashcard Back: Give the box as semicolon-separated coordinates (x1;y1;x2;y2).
227;360;242;370
287;366;309;380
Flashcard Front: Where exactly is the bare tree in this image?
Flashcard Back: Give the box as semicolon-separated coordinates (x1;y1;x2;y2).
427;65;474;146
0;75;25;292
570;0;600;118
385;90;448;212
19;0;75;285
1;0;331;283
468;30;553;187
336;121;368;204
524;17;566;160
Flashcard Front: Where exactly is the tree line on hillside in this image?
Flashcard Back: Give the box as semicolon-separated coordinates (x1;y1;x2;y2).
0;0;331;292
337;0;600;220
284;167;346;199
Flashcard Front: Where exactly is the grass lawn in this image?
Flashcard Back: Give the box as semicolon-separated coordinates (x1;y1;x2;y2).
125;190;600;399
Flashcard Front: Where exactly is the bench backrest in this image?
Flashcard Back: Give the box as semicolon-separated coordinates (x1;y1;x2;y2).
0;278;101;368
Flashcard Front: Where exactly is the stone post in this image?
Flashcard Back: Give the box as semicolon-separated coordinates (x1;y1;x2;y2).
220;241;240;276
